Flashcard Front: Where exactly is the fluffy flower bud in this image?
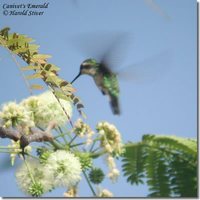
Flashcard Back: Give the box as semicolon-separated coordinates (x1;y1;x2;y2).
89;168;105;184
20;91;72;128
0;102;34;129
96;121;124;156
43;150;82;188
16;159;53;196
98;189;113;197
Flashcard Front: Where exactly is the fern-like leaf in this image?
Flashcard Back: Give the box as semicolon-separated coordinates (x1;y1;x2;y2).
122;142;146;185
0;27;85;117
122;134;197;197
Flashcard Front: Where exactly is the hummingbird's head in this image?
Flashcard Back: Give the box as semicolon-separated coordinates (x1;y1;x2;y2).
80;58;99;75
71;58;99;84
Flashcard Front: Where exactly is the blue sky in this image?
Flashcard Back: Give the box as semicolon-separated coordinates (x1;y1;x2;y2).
0;0;197;197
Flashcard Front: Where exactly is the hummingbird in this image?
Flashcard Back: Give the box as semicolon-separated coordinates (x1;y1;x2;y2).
69;32;170;115
71;58;120;115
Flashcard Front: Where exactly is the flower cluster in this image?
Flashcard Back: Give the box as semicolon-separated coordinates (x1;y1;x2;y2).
75;152;93;170
36;147;52;164
0;102;34;129
43;150;82;188
0;91;72;130
106;155;120;183
73;119;94;146
89;168;105;184
1;89;125;197
16;159;53;196
97;188;113;197
15;150;82;197
63;186;78;197
21;91;72;128
96;121;124;156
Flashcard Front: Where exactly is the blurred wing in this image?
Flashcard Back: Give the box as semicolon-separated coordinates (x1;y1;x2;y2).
69;0;79;8
68;31;134;71
144;0;171;20
118;50;173;84
100;33;134;71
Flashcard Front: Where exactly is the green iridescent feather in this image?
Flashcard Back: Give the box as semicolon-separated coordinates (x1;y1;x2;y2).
103;74;119;97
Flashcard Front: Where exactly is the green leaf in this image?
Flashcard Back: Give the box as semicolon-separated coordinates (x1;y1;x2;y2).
21;65;40;71
121;135;197;197
30;84;43;90
0;27;84;116
122;143;146;185
44;64;60;72
26;73;43;80
28;44;40;53
32;54;51;60
143;135;197;156
7;34;33;46
53;90;72;102
13;47;29;54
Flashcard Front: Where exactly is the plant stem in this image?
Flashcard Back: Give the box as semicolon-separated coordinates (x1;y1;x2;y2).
69;134;78;145
54;133;69;139
82;170;96;196
70;142;86;148
62;127;74;140
90;149;106;159
50;88;74;128
91;147;101;153
89;140;96;152
7;46;33;95
49;140;65;150
56;126;68;144
0;150;18;153
0;146;20;150
24;158;35;184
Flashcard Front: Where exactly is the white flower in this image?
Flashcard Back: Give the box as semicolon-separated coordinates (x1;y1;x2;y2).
86;138;93;146
16;159;53;196
63;186;78;197
73;119;94;137
104;144;112;153
108;168;120;183
0;102;34;128
73;119;94;147
44;150;82;188
97;187;113;197
96;121;124;155
106;155;116;169
98;129;105;135
20;91;72;128
99;189;113;197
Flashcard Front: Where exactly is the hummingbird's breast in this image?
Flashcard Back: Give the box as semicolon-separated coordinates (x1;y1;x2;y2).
93;71;119;98
93;72;106;92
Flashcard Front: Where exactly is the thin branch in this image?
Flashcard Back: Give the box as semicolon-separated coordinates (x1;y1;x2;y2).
56;126;68;144
10;53;33;95
0;126;20;141
0;37;32;95
89;140;97;152
69;134;78;145
70;142;86;148
83;170;96;196
24;158;36;184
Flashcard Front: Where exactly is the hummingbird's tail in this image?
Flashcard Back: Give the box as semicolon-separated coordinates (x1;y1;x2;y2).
110;96;120;115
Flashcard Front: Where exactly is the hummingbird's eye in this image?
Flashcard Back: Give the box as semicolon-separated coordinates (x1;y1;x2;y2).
81;63;91;69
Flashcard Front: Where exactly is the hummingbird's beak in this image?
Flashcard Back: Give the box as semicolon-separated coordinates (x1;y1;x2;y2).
71;72;81;84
